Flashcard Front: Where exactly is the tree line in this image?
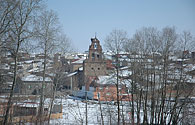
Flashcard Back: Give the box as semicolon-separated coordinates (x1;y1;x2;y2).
104;28;195;124
0;0;71;124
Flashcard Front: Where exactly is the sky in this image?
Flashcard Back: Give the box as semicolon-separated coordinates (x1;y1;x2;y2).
46;0;195;52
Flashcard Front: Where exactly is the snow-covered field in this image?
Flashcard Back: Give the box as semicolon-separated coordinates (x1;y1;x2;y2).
49;97;130;125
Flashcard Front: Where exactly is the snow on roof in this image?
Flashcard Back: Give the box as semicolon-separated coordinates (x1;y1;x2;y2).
186;74;195;83
16;102;39;107
0;64;10;69
120;66;129;70
104;54;112;60
119;69;132;77
30;53;36;57
77;53;88;57
104;51;130;56
97;68;132;85
67;72;78;77
15;98;55;107
24;60;33;64
65;55;75;59
104;51;114;56
176;58;190;61
188;64;195;71
183;64;195;73
0;98;8;103
28;67;39;72
72;58;85;64
22;74;52;82
79;67;83;71
169;55;178;61
187;78;195;83
97;75;114;85
8;72;13;75
10;62;22;65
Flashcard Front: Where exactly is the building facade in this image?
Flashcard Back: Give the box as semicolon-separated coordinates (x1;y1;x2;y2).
83;37;107;90
83;37;107;77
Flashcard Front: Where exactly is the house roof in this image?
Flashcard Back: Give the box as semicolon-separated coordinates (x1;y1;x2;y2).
67;72;78;77
71;58;85;64
21;74;52;82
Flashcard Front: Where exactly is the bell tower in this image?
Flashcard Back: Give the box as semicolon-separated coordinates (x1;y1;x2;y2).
83;37;107;77
88;37;103;61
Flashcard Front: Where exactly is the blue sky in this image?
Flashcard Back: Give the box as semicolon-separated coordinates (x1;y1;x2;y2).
47;0;195;52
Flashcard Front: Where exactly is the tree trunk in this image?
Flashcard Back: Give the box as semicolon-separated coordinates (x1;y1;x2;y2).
3;41;20;125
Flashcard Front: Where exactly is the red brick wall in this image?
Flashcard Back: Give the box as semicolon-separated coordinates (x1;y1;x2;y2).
94;85;131;101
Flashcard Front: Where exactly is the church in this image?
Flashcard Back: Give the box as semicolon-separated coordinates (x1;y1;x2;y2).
70;37;128;101
65;37;108;92
83;37;107;90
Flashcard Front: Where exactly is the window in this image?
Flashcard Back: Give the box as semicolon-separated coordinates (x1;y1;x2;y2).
98;67;100;70
97;54;100;58
92;53;95;58
94;43;97;49
92;53;95;60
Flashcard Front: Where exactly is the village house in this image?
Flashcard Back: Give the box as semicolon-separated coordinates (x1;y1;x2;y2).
0;95;62;123
20;74;53;96
93;83;131;102
71;58;85;72
53;53;71;72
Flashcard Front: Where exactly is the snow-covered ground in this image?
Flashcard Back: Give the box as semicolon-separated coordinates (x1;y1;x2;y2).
49;97;130;125
48;96;195;125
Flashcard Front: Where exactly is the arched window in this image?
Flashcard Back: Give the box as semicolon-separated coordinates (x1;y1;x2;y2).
94;43;97;49
92;53;95;58
92;53;95;60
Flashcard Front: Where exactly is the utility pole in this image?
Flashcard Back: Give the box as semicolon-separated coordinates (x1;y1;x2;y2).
116;54;120;125
85;91;88;125
98;92;104;125
70;76;73;92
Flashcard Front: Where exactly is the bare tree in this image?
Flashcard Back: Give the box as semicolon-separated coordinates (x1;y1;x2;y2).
0;0;18;73
122;26;195;124
33;9;71;124
104;29;128;125
104;29;128;55
3;0;41;124
178;31;195;52
33;9;58;124
0;0;17;43
123;27;161;124
54;34;72;55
